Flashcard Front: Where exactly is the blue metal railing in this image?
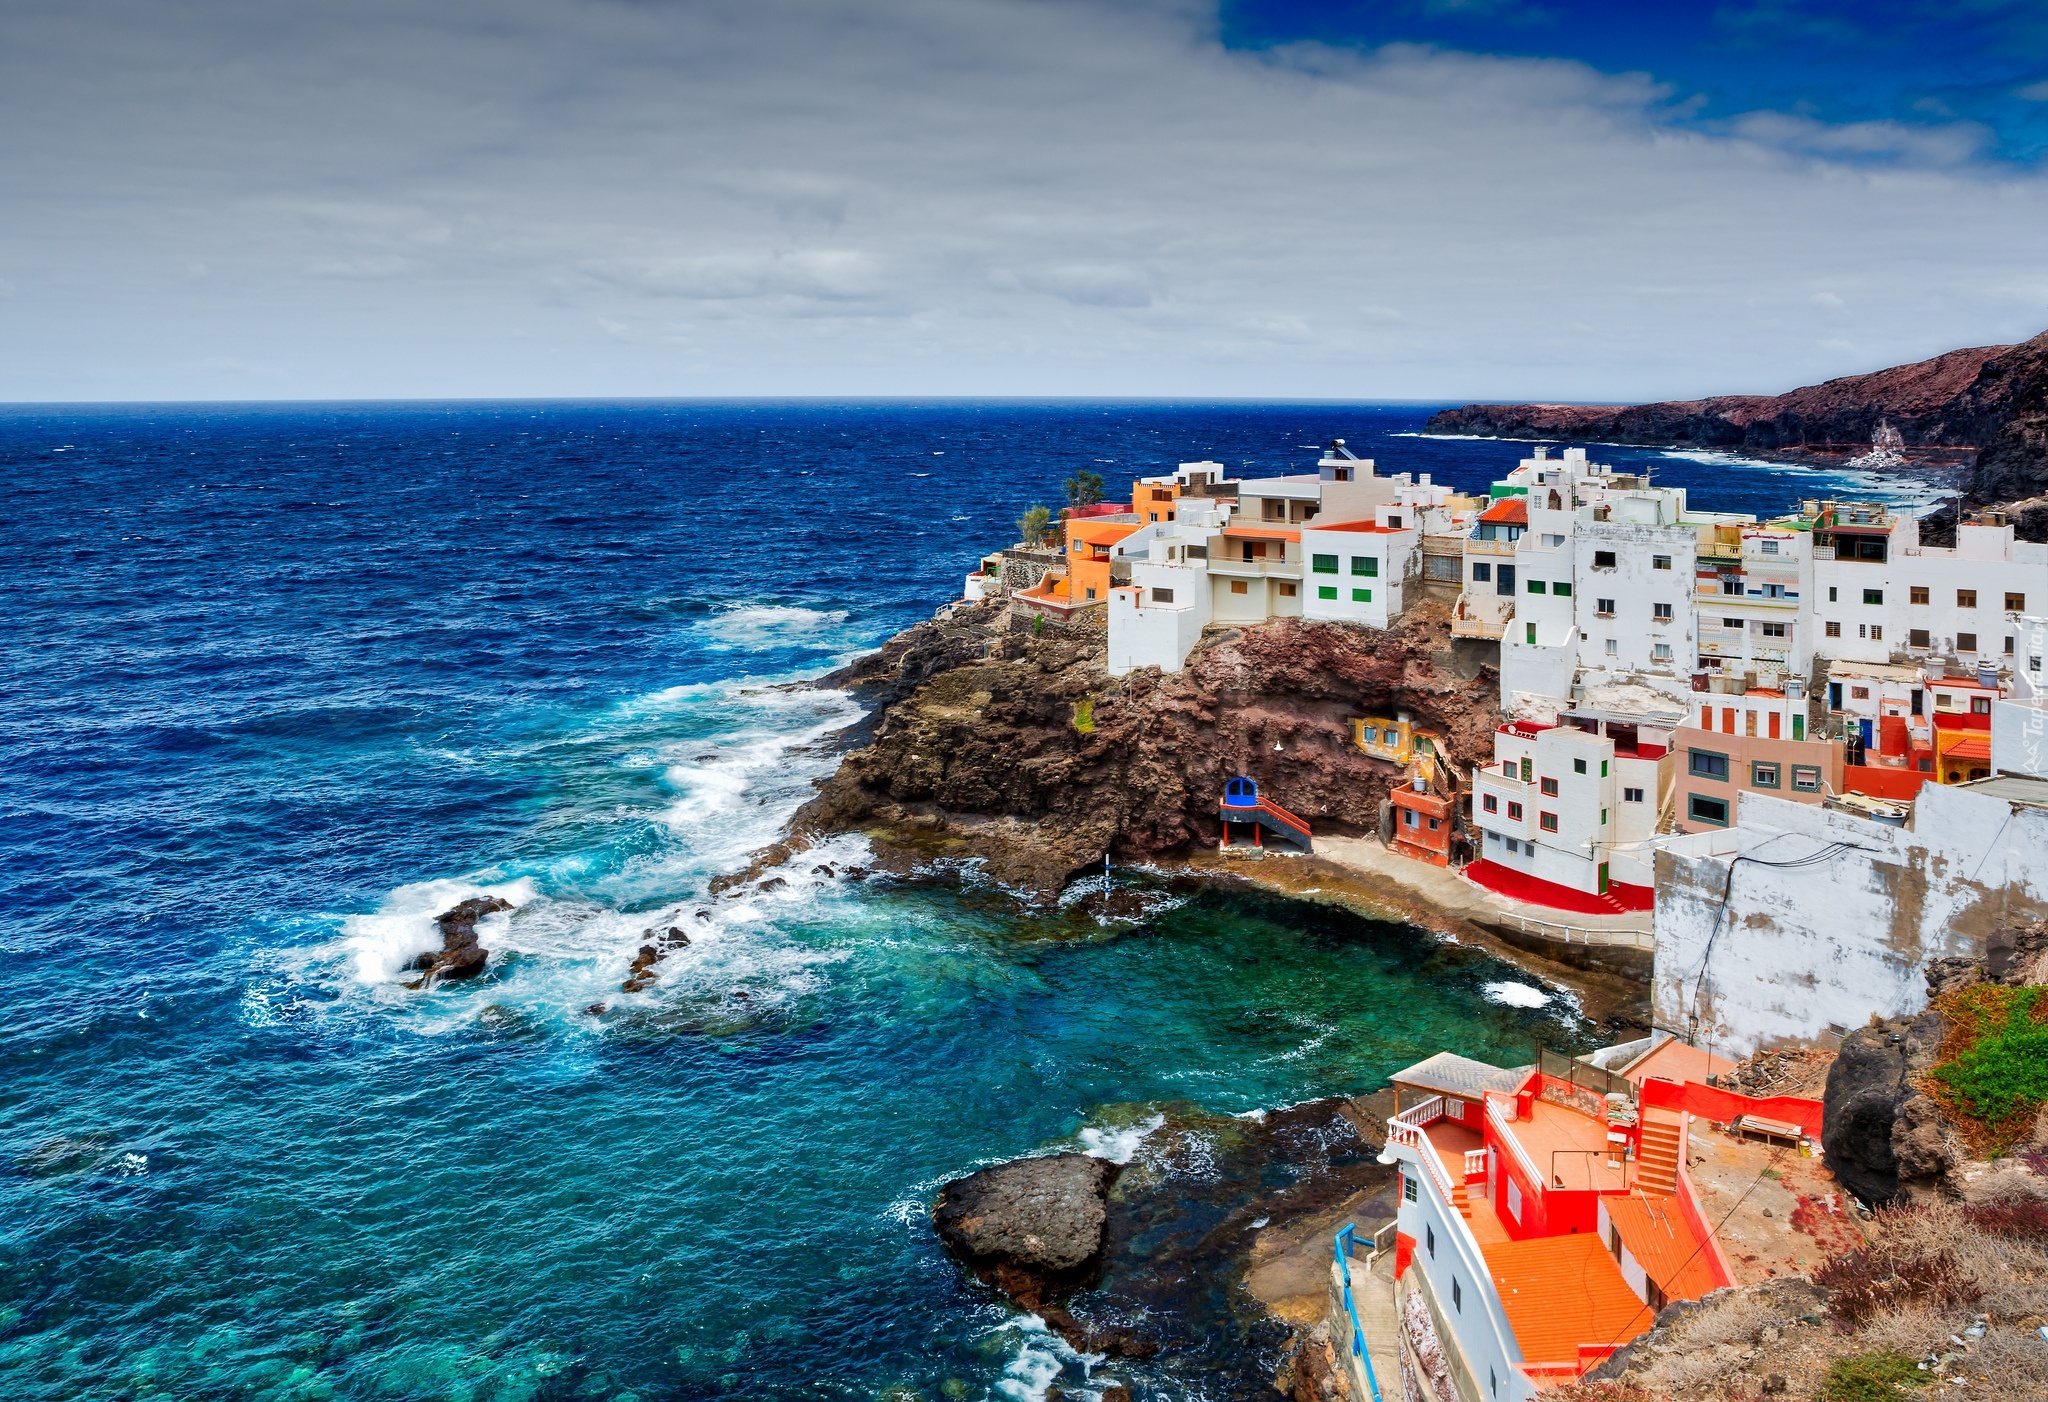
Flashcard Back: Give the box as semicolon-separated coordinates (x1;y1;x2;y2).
1333;1225;1385;1402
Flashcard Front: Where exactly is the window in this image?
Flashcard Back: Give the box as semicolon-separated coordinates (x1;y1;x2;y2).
1596;598;1615;616
1539;811;1559;832
1230;580;1248;594
1525;623;1537;644
1689;794;1730;826
1404;808;1417;827
1507;1177;1523;1222
1863;588;1883;606
1828;587;1838;602
1910;586;1929;605
1427;1225;1436;1257
1593;549;1617;568
1353;588;1371;603
1482;794;1498;813
1760;539;1780;555
1601;808;1608;825
1689;749;1729;780
1958;632;1978;653
2008;593;2026;612
1554;581;1572;597
1520;758;1532;782
1085;587;1097;599
1542;532;1564;547
1573;759;1587;775
1652;555;1672;570
1653;643;1673;661
1604;639;1618;656
1792;765;1821;792
1527;579;1546;594
1149;587;1175;605
1723;579;1743;596
2034;656;2044;673
1504;837;1519;853
1452;1277;1462;1312
1312;553;1338;574
1752;761;1781;788
2006;635;2015;655
1471;563;1491;582
1624;786;1645;802
1507;802;1523;821
1973;696;1992;715
1428;817;1440;831
1361;726;1378;743
1958;589;1978;608
1871;625;1883;641
1601;760;1609;777
1653;602;1674;620
1318;585;1337;600
1909;628;1930;648
1850;685;1870;700
1278;583;1296;597
1404;1173;1417;1202
1761;622;1787;638
1722;617;1742;629
1825;621;1841;637
1541;777;1559;796
1353;556;1378;577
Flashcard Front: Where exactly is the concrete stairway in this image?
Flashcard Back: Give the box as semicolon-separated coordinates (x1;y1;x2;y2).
1637;1111;1683;1195
1449;1176;1474;1219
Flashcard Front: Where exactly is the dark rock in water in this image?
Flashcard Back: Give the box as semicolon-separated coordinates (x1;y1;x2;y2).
934;1152;1118;1309
757;876;789;893
657;925;691;949
403;895;511;988
1069;887;1154;923
812;863;836;877
842;866;871;881
584;1003;608;1016
621;943;664;994
694;909;713;922
1097;1386;1131;1402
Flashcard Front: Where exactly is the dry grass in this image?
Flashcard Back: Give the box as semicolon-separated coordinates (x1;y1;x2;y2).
1599;1197;2048;1401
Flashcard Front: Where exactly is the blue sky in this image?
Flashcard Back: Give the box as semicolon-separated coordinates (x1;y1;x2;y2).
1226;0;2048;161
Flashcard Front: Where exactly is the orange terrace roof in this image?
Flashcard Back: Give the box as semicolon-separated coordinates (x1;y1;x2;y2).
1314;519;1403;533
1479;499;1529;524
1943;735;1993;762
1220;525;1300;541
1484;1233;1653;1368
1605;1194;1720;1305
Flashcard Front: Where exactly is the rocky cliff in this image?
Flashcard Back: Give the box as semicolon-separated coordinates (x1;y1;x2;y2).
1424;329;2048;503
787;600;1499;897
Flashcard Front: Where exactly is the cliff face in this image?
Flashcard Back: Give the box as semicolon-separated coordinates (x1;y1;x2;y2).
1424;329;2048;503
792;601;1499;896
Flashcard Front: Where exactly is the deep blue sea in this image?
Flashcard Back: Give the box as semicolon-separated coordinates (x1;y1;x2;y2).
0;402;1926;1402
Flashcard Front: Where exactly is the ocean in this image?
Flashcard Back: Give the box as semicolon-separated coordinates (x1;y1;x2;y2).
0;401;1924;1402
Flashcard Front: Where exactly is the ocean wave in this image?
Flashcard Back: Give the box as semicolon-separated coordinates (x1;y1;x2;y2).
340;875;536;985
696;602;852;650
1076;1112;1165;1165
1482;980;1551;1009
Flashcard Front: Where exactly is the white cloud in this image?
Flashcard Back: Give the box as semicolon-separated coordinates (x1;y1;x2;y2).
2016;80;2048;103
0;0;2042;400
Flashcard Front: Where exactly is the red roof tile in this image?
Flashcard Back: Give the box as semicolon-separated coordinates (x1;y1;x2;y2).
1484;1233;1653;1367
1605;1194;1720;1304
1479;499;1528;525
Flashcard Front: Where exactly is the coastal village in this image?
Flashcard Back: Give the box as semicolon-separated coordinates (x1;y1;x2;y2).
923;442;2048;1402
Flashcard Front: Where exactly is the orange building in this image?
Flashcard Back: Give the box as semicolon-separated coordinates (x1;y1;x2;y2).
1388;773;1455;865
1063;514;1143;605
1130;477;1183;524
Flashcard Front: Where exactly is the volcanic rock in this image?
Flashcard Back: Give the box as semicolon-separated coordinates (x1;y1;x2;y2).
403;895;511;988
933;1152;1117;1309
1423;328;2048;511
791;602;1498;898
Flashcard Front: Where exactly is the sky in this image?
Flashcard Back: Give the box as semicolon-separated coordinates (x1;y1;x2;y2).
2;0;2046;403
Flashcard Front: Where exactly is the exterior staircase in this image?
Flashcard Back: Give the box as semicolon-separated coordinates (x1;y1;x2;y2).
1449;1175;1474;1220
1637;1110;1683;1196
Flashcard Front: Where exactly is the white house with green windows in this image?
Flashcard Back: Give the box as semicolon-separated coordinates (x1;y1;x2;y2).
1300;507;1421;629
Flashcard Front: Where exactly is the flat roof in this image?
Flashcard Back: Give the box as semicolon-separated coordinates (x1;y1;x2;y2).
1956;774;2048;808
1605;1194;1720;1304
1623;1038;1733;1087
1311;519;1404;534
1389;1052;1531;1100
1220;525;1300;542
1484;1234;1654;1366
1503;1096;1629;1193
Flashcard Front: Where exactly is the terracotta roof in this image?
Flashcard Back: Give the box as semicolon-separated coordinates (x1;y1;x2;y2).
1479;499;1529;525
1944;736;1993;762
1605;1194;1721;1304
1484;1233;1654;1367
1220;525;1301;541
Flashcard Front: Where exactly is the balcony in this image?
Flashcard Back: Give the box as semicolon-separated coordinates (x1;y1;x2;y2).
1209;554;1302;580
1452;593;1512;639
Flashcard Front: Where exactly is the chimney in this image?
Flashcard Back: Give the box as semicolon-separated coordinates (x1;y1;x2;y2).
1978;661;2000;691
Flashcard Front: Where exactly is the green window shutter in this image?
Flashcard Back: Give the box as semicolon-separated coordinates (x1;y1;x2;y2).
1318;585;1337;600
1352;556;1378;577
1554;581;1572;597
1525;622;1537;644
1353;588;1371;603
1601;760;1609;777
1601;809;1608;825
1527;579;1546;594
1312;553;1339;574
1793;715;1805;741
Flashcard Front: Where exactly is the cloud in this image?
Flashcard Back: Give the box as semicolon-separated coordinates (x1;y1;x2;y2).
2018;79;2048;102
0;0;2043;401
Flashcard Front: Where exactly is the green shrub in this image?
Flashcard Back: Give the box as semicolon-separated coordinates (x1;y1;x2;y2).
1928;985;2048;1148
1818;1351;1927;1402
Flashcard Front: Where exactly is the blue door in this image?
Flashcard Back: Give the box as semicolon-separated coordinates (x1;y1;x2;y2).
1859;718;1873;748
1225;777;1257;807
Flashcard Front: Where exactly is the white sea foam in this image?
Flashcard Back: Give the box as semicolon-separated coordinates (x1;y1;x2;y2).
340;875;536;985
988;1314;1101;1402
1482;980;1551;1009
1077;1112;1165;1165
696;603;850;649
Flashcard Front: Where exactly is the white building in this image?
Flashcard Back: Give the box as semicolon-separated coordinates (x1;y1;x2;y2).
1468;718;1665;910
1300;504;1421;629
1695;522;1812;684
1106;496;1235;676
1654;779;2048;1055
1807;503;2048;669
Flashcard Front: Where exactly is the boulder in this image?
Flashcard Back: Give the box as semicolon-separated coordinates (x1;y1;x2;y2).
403;895;511;988
933;1152;1117;1308
1821;1016;1918;1204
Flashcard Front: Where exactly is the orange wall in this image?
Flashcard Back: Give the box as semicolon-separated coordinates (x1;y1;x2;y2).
1673;726;1842;833
1131;479;1183;524
1065;518;1141;604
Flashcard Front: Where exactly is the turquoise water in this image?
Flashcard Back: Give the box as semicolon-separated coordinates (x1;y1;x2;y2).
3;401;1872;1401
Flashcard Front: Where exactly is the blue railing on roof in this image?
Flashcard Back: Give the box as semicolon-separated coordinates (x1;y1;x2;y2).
1333;1225;1385;1402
